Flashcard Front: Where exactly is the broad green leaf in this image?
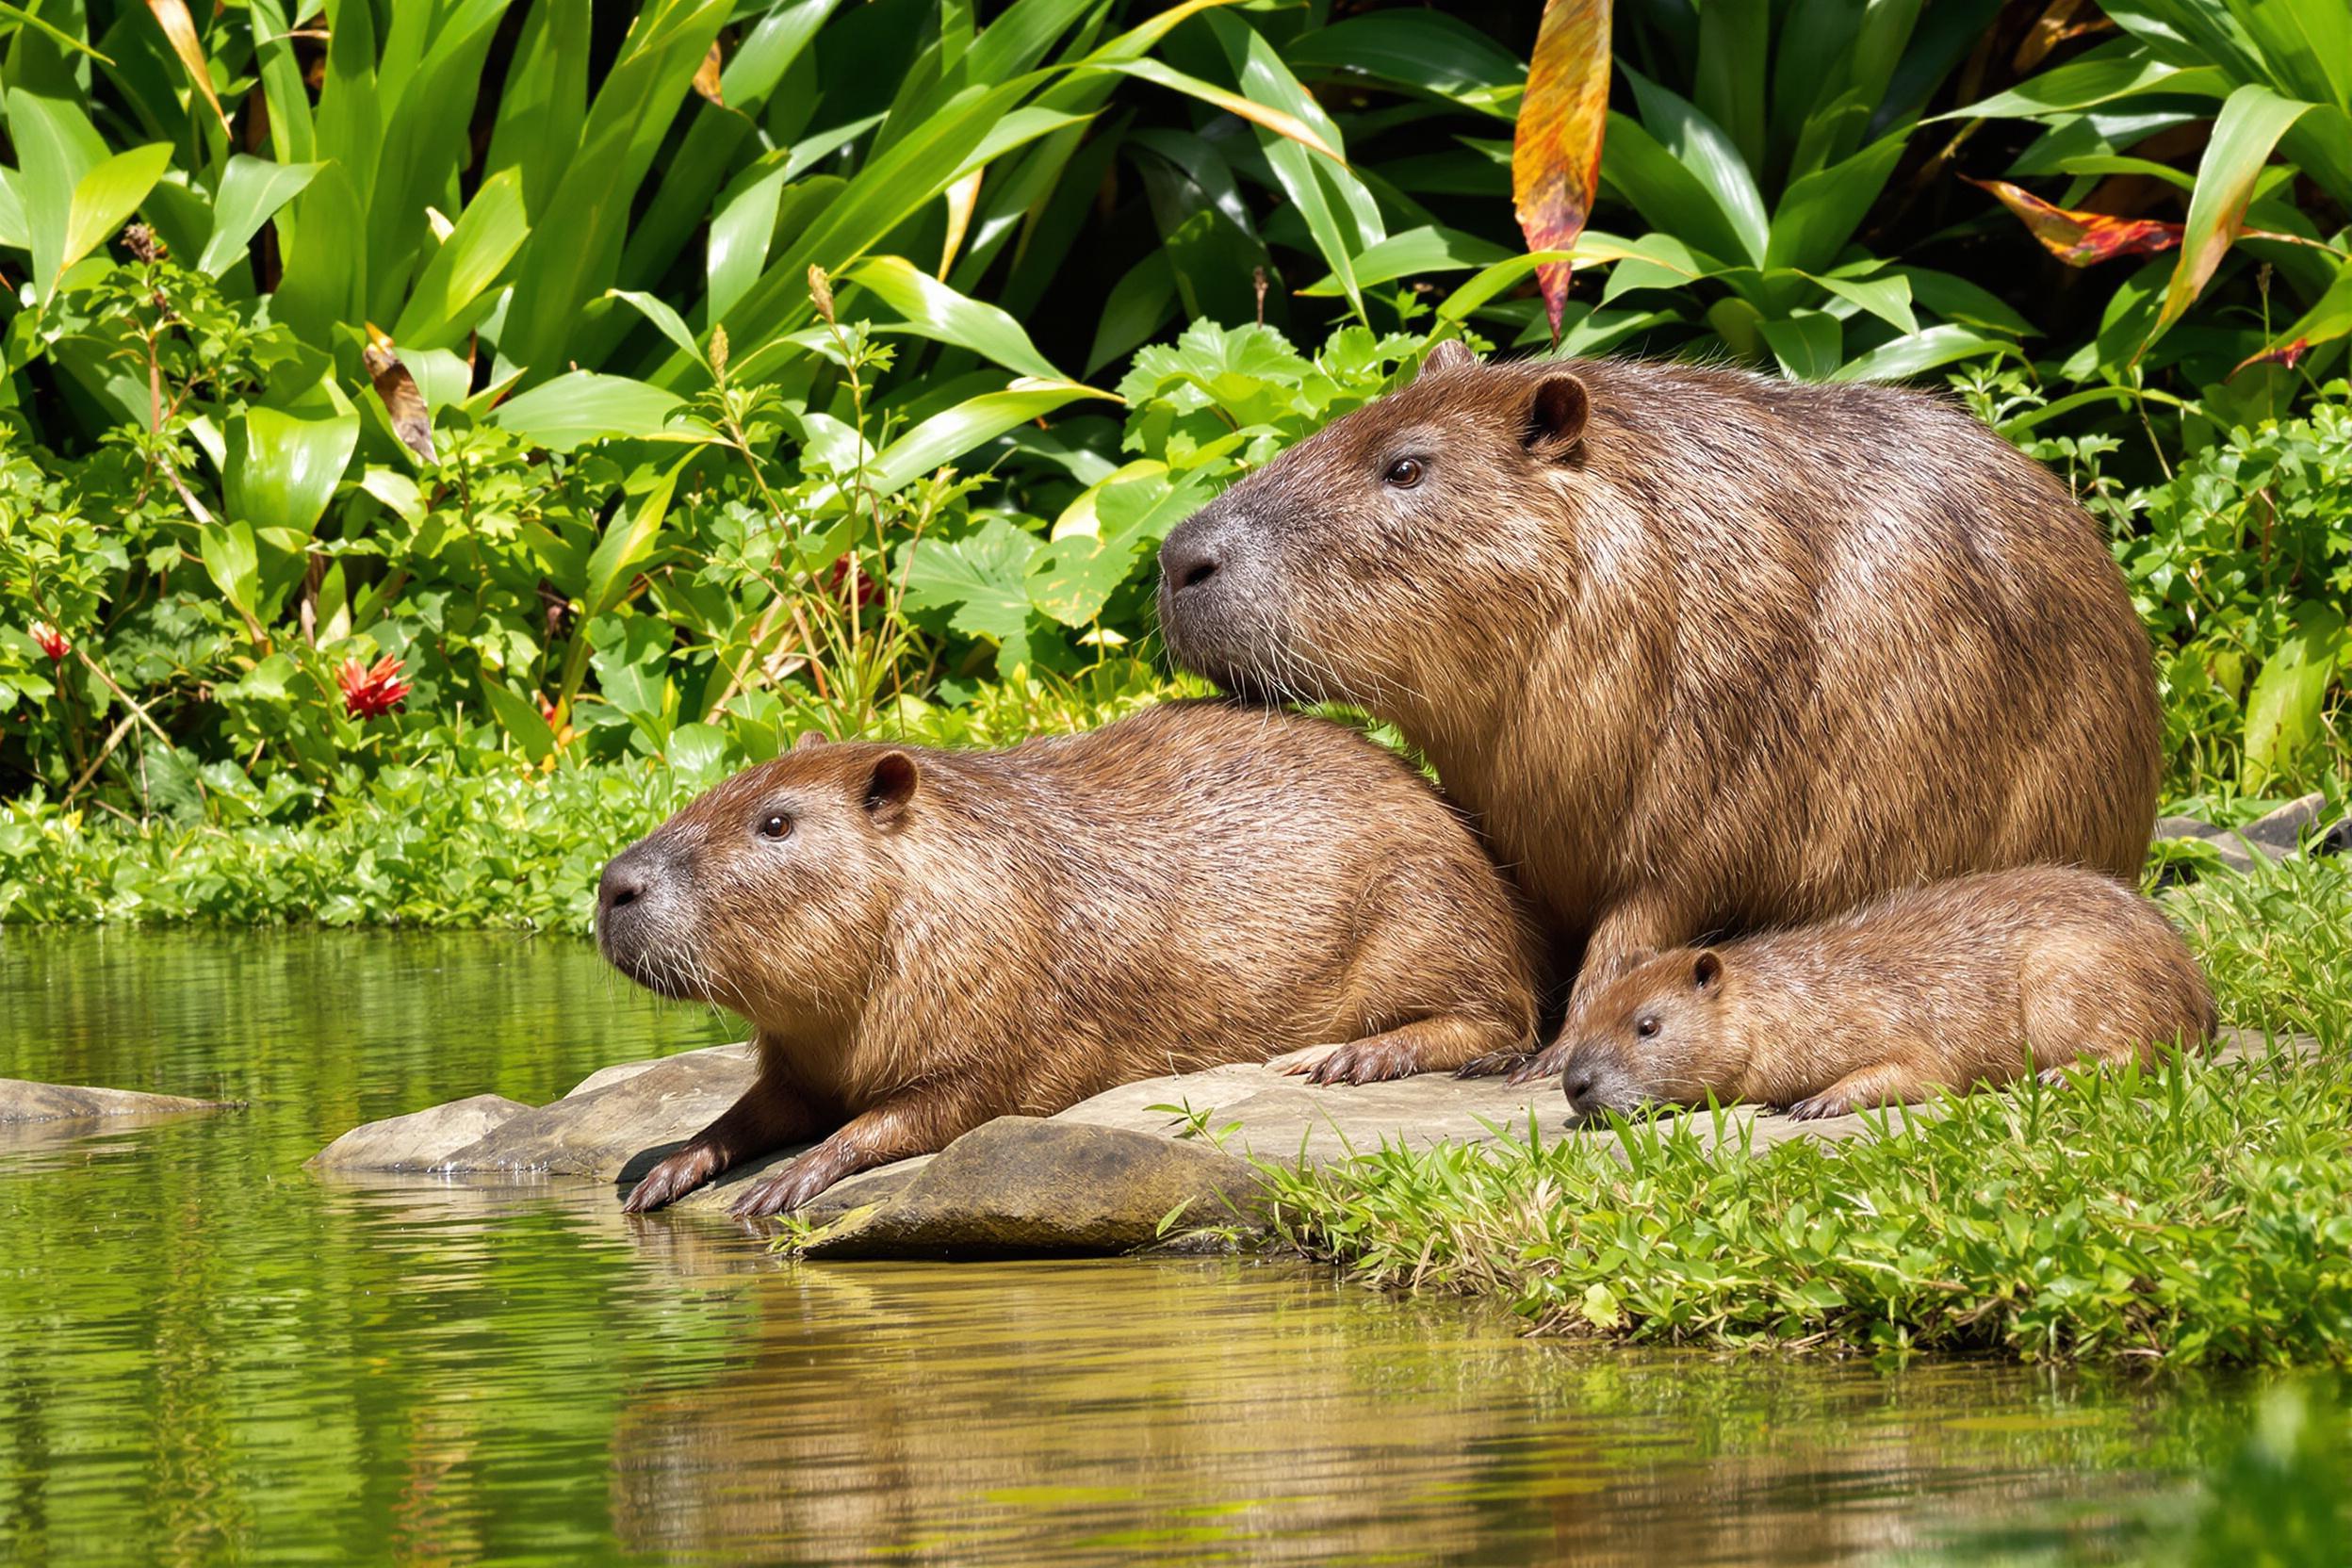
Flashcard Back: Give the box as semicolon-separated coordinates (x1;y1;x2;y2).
480;678;558;762
864;378;1111;495
198;520;261;623
0;1;112;61
606;287;706;370
1601;111;1760;270
2243;601;2347;792
903;515;1041;675
1692;0;1769;171
706;161;789;325
2149;83;2313;349
582;452;695;619
1095;58;1340;161
195;156;321;277
1940;39;2213;119
224;407;359;537
1765;129;1907;273
1808;267;1918;335
1624;68;1770;273
0;167;24;250
6;90;171;304
1435;248;1581;320
391;167;530;351
1284;12;1524;119
1758;310;1842;380
1829;323;2018;381
1027;471;1210;627
487;372;687;449
841;254;1064;382
1295;225;1514;296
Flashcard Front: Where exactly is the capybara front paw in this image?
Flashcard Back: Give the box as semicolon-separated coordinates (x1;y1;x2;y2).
1305;1040;1413;1086
727;1151;846;1220
1268;1044;1342;1078
1505;1043;1572;1086
1454;1050;1529;1079
1783;1094;1849;1121
621;1145;720;1213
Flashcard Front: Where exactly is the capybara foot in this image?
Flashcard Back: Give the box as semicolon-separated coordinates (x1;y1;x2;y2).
621;1143;723;1213
1293;1038;1419;1086
1504;1041;1572;1087
1454;1050;1530;1079
1782;1092;1852;1121
1269;1044;1343;1077
728;1144;858;1220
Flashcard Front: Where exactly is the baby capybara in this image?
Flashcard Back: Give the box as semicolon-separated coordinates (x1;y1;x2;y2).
1157;346;2163;1082
596;701;1541;1217
1554;868;2215;1125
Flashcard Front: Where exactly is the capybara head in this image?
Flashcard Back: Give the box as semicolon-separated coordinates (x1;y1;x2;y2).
596;733;917;1031
1156;341;1585;708
1555;948;1734;1126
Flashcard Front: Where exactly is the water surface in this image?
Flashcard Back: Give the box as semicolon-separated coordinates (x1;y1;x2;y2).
0;929;2303;1564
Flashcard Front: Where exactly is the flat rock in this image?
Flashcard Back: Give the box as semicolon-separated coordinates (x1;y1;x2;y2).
0;1078;237;1123
306;1093;534;1173
2157;795;2349;873
308;1028;2300;1256
799;1119;1264;1259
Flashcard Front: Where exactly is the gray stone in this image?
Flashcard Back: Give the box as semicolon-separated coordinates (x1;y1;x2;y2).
305;1093;534;1173
434;1044;755;1179
798;1118;1265;1259
2156;795;2350;874
0;1078;237;1123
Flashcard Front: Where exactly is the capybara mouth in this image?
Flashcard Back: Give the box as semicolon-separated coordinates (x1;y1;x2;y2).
596;927;708;1003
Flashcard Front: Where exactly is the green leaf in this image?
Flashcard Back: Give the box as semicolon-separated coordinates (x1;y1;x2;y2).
1940;39;2216;120
864;378;1110;495
1027;471;1210;627
1600;110;1763;270
1435;248;1580;320
487;372;687;449
6;90;172;305
1283;12;1524;120
1765;129;1907;274
902;515;1041;675
391;167;530;351
2149;83;2314;350
198;520;261;623
606;287;707;370
1759;310;1843;380
196;156;322;278
842;254;1065;382
1828;323;2018;382
1623;68;1771;272
1804;267;1919;335
2243;601;2347;793
1295;225;1514;297
582;451;694;619
480;678;558;762
224;407;360;537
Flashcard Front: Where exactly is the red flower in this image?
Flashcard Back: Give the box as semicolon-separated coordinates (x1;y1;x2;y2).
336;654;412;719
30;622;70;661
536;691;560;725
827;556;880;608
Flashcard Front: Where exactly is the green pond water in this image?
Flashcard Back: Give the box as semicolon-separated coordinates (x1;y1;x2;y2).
0;928;2316;1565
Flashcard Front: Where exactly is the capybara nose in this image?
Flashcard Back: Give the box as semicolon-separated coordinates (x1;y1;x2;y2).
1161;529;1223;593
601;866;643;911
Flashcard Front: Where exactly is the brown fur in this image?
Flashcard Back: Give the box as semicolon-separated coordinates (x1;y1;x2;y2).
596;700;1542;1217
1555;867;2216;1123
1156;347;2164;1081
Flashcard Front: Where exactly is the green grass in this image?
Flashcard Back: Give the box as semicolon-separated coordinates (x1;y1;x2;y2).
1259;855;2352;1366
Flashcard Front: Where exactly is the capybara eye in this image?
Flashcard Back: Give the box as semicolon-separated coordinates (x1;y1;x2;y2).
758;811;791;841
1636;1015;1660;1038
1383;457;1424;488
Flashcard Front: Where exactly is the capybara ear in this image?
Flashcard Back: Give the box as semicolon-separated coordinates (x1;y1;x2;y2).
1692;950;1723;992
862;751;918;828
1423;338;1478;375
792;729;827;752
1523;373;1590;459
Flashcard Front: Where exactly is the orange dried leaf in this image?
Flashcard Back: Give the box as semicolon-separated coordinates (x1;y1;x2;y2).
147;0;231;137
2233;336;2310;374
362;336;436;466
1968;177;2182;267
1513;0;1611;339
693;41;725;106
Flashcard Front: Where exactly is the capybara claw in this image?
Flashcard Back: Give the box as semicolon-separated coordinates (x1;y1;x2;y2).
1783;1096;1844;1121
1505;1046;1570;1087
1455;1051;1528;1080
1305;1042;1407;1086
1266;1044;1341;1078
621;1146;720;1213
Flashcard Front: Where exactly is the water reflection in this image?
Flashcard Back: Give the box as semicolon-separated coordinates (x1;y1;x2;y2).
0;930;2306;1565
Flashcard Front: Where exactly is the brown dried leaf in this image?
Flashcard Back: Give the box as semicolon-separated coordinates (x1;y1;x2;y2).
146;0;231;137
939;168;983;280
363;330;437;466
1512;0;1611;339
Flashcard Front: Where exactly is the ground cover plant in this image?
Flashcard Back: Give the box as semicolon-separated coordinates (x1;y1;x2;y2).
1257;850;2352;1367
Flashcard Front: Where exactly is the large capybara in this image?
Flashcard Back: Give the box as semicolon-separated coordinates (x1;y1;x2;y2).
1156;345;2163;1081
1553;866;2216;1124
596;701;1541;1217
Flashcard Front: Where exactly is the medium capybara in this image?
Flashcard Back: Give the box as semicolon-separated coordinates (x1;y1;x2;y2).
1157;345;2163;1081
596;701;1541;1217
1553;867;2215;1125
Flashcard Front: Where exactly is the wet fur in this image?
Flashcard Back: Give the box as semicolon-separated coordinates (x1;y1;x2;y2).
1556;867;2217;1121
1157;350;2164;1078
598;701;1542;1216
